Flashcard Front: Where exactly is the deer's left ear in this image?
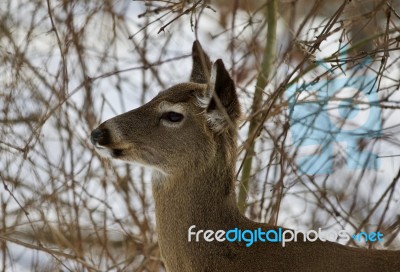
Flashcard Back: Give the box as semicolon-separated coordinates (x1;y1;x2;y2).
206;59;241;131
190;40;211;84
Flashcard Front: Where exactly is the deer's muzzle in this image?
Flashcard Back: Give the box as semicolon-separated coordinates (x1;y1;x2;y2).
91;127;110;147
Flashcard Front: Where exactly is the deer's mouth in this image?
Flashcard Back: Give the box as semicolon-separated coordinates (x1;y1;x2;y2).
93;145;128;159
112;148;124;157
91;128;129;158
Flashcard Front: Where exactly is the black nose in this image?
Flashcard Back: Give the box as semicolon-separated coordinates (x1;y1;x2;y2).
91;128;109;146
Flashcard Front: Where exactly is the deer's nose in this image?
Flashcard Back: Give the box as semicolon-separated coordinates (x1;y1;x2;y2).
91;128;110;146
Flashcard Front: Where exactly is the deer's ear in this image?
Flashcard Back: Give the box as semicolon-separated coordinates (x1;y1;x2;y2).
206;59;241;130
190;40;211;84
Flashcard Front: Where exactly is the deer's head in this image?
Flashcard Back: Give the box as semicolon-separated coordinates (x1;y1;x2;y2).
91;41;241;176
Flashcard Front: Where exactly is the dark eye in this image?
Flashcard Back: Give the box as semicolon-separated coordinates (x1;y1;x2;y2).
161;112;184;122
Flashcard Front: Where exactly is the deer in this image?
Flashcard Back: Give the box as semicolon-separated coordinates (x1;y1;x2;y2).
91;41;400;272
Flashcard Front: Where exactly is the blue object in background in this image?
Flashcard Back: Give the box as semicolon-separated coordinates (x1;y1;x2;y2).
286;55;381;175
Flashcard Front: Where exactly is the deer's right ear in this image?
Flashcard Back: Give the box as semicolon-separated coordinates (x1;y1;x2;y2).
204;59;241;132
190;40;211;84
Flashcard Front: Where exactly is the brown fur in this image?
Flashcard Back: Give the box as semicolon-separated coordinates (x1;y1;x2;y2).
91;41;400;271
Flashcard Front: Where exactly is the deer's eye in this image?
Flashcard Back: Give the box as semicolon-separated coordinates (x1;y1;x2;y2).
161;112;184;122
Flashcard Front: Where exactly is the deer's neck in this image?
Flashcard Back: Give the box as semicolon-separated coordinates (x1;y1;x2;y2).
151;162;244;270
150;157;400;272
151;159;243;253
152;164;240;230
